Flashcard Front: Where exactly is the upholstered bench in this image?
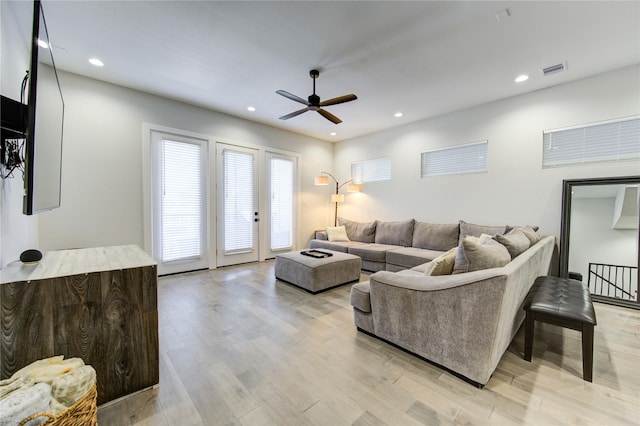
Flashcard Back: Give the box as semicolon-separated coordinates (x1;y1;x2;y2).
523;276;597;382
275;249;361;293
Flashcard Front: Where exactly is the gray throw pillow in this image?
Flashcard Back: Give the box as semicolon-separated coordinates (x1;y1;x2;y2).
374;219;415;247
459;220;506;244
453;234;511;274
412;222;460;251
494;229;530;259
506;225;541;246
337;217;376;243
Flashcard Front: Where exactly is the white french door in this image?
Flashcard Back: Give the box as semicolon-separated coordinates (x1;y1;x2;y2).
150;131;209;275
216;143;260;266
265;152;297;259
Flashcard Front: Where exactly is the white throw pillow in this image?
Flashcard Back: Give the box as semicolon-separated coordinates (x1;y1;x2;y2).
424;247;458;276
326;226;350;242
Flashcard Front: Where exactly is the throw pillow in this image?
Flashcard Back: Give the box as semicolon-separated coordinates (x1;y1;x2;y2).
326;226;350;242
494;229;530;259
337;217;376;243
374;219;415;246
424;247;458;276
506;225;541;246
453;234;511;274
458;220;506;244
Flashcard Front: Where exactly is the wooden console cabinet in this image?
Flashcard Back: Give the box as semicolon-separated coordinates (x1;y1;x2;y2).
0;245;158;405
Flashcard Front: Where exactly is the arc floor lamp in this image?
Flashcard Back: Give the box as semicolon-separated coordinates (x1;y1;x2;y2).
314;172;361;226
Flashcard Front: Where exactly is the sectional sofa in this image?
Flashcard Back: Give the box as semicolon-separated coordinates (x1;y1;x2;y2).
312;218;556;387
311;218;506;272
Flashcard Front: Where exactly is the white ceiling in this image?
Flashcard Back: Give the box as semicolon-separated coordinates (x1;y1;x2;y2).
37;1;640;142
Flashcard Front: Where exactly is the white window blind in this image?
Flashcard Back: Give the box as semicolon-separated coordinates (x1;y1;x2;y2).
161;139;203;263
543;116;640;167
351;157;391;183
270;157;293;250
223;149;254;254
421;141;488;177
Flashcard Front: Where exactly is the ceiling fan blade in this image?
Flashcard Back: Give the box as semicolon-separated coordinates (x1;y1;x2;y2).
317;108;342;124
276;90;310;106
319;94;357;107
279;107;309;120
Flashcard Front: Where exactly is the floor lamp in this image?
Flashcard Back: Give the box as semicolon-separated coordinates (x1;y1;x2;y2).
314;172;361;226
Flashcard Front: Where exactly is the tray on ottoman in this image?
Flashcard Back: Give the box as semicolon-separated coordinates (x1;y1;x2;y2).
275;249;361;293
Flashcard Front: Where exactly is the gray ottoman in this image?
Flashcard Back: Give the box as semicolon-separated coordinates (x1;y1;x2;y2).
275;250;362;293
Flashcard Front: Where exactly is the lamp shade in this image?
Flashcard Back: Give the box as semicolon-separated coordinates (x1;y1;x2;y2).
314;175;329;185
331;194;345;203
346;183;361;192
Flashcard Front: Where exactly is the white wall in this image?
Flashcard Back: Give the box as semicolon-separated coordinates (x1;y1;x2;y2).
0;0;39;269
34;70;334;255
568;197;637;286
334;65;640;238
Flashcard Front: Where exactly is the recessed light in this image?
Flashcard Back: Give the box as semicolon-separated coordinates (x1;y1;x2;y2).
37;39;49;49
330;132;337;136
89;58;104;67
247;106;256;112
515;74;529;83
394;112;403;118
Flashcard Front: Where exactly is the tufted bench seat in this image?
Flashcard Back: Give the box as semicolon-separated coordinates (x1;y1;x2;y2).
523;276;597;382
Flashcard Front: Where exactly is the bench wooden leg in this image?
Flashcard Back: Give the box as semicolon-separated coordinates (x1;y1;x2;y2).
582;324;594;382
524;311;534;362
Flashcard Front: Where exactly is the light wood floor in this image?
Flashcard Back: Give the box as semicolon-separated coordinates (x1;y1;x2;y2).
97;261;640;425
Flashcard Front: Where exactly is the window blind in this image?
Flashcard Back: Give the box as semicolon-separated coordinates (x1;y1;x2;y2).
543;116;640;167
223;149;254;253
351;157;391;183
421;141;488;177
270;157;293;250
161;139;202;263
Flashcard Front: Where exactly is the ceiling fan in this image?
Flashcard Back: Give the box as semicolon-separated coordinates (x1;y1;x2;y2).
276;69;357;124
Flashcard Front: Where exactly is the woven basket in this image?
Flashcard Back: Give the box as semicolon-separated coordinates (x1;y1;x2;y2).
18;383;97;426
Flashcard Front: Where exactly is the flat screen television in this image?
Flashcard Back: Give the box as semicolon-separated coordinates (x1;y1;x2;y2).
23;0;65;215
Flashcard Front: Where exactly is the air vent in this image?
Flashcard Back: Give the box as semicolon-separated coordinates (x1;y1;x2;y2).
543;62;567;76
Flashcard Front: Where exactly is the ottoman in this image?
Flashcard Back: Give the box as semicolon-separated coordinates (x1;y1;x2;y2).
275;249;362;293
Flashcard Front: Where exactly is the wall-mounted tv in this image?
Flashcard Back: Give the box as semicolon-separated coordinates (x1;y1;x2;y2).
23;0;65;215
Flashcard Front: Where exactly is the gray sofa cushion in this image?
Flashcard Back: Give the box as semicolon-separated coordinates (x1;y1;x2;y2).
350;281;371;312
375;219;415;246
412;222;459;251
349;243;399;262
459;220;506;243
386;247;444;269
338;217;376;243
309;239;366;253
453;235;511;274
